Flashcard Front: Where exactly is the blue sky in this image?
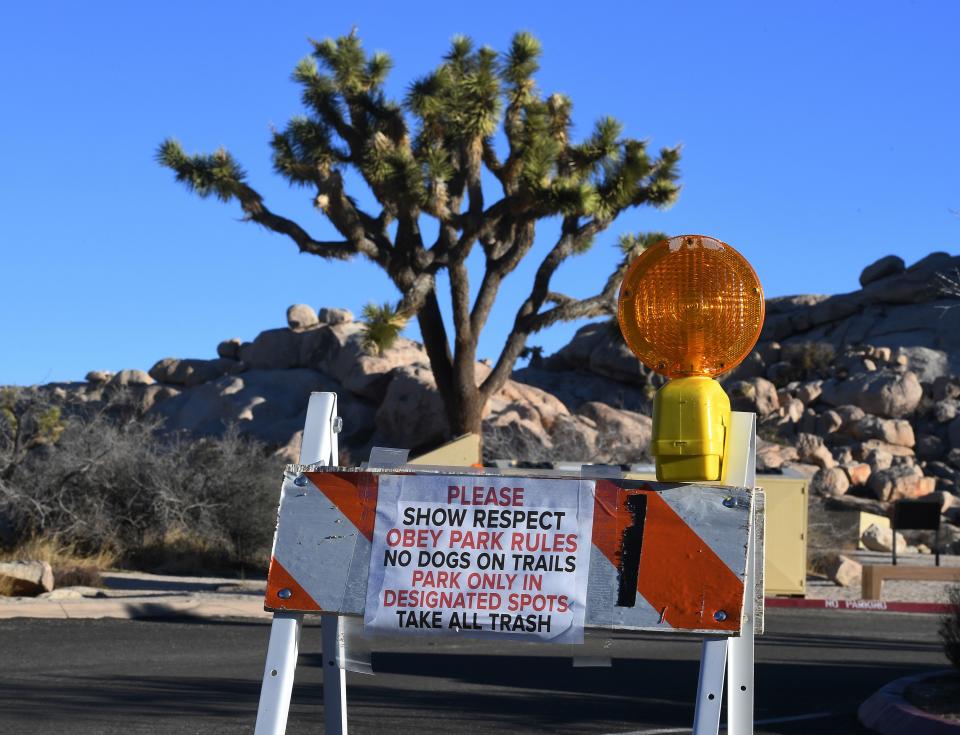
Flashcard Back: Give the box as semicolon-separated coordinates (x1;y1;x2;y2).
2;1;957;386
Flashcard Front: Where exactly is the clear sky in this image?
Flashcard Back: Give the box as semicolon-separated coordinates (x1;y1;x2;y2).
2;1;957;386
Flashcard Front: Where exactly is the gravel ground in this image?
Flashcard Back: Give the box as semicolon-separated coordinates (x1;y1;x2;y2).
807;549;960;603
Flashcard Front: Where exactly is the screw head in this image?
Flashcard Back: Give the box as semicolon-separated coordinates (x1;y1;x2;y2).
714;610;728;622
294;474;309;487
277;588;293;600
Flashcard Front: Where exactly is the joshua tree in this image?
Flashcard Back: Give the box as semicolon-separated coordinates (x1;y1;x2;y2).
158;31;679;436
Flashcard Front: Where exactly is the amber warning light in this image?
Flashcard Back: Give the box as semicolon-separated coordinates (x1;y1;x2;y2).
617;235;765;482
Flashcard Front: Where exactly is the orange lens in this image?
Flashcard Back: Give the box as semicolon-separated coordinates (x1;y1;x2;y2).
617;234;764;379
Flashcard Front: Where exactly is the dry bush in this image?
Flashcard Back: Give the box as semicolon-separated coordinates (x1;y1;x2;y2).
54;565;104;588
779;342;836;379
482;417;651;467
0;536;112;590
175;427;279;572
126;529;242;577
482;421;556;466
0;535;116;568
0;389;283;576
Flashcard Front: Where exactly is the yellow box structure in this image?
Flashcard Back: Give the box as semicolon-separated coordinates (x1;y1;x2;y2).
759;476;808;597
409;433;481;467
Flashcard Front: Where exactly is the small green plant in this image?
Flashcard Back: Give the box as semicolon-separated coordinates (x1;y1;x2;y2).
617;231;667;258
799;342;836;374
360;302;407;355
518;345;544;367
1;387;65;481
940;584;960;670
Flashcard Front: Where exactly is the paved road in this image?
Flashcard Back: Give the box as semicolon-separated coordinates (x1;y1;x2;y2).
0;608;949;734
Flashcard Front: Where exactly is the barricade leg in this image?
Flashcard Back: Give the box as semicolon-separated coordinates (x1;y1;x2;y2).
323;613;348;734
726;626;754;734
254;612;304;735
726;511;757;734
692;638;726;735
722;410;757;735
256;391;343;734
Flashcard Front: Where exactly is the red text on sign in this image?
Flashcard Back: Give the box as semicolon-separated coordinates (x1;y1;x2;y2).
386;528;443;548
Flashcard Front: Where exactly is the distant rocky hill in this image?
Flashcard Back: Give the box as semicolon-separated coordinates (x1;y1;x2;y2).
69;305;655;468
33;251;960;551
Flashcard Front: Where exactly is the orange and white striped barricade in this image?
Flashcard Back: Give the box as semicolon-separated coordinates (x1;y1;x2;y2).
255;393;762;735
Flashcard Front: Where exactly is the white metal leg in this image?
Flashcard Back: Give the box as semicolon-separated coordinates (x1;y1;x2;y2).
692;638;727;734
323;614;348;734
727;536;755;734
254;612;304;735
725;412;757;735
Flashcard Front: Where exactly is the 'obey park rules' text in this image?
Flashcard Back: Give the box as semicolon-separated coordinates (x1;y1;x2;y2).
365;474;594;643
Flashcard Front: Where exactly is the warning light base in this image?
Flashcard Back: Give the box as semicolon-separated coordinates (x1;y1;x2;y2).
652;376;731;482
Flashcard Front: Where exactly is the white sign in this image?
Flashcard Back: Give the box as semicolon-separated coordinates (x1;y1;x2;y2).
364;474;595;643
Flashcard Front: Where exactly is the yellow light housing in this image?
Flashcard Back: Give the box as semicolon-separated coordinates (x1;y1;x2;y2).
617;235;765;380
617;235;765;482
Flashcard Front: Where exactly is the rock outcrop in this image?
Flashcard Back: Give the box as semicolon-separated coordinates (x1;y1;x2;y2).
761;252;960;372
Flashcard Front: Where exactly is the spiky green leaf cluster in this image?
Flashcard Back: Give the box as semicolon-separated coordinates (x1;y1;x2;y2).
617;231;669;257
156;140;247;202
360;302;408;355
408;35;502;142
271;116;343;184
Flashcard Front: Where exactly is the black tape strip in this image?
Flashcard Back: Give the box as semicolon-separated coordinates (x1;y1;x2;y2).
616;493;647;607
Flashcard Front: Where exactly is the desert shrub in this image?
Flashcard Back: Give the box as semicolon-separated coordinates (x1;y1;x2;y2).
0;535;115;587
940;585;960;671
483;421;557;466
54;565;104;588
126;529;240;577
757;421;791;446
1;395;184;553
483;419;606;467
482;416;651;466
0;389;283;574
518;345;544;368
179;426;279;569
801;343;835;373
780;342;836;378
